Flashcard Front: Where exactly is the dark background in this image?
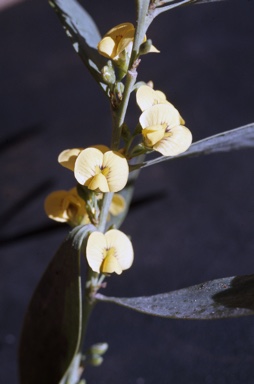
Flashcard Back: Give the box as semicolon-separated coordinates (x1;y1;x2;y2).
1;0;254;383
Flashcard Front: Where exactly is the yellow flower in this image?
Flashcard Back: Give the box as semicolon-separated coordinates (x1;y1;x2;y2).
98;23;159;61
58;145;109;171
86;229;134;275
74;147;129;193
139;104;192;157
136;84;185;125
44;187;89;225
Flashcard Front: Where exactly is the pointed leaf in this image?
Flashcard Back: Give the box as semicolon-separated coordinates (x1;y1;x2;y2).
142;123;254;168
19;231;83;384
96;274;254;319
49;0;106;89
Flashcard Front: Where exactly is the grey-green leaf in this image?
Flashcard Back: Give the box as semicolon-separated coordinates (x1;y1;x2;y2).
96;274;254;319
142;123;254;168
19;232;83;384
49;0;106;89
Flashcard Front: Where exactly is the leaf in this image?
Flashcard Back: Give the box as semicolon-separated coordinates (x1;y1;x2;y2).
19;225;95;384
142;123;254;168
193;0;229;3
96;274;254;319
49;0;106;90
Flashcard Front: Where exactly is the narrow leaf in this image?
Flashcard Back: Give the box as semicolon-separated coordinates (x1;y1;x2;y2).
96;274;254;319
142;123;254;168
49;0;106;89
19;232;83;384
193;0;229;3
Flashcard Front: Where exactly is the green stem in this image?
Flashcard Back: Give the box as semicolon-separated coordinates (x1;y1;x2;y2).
98;192;113;232
111;70;137;150
80;272;97;350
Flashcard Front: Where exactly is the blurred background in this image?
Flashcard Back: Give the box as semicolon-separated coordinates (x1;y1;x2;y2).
1;0;254;383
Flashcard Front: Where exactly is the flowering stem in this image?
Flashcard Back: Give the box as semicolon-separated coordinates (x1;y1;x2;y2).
111;70;137;150
97;192;113;232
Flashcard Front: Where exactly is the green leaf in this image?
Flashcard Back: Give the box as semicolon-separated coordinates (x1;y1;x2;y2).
19;225;95;384
49;0;106;90
96;274;254;319
142;123;254;168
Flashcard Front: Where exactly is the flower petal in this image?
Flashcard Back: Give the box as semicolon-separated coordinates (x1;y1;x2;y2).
110;194;126;216
105;229;134;271
142;126;165;147
101;253;123;275
102;151;129;192
86;232;107;273
154;125;192;156
98;23;134;59
87;173;109;193
74;148;103;186
58;148;83;171
98;36;117;59
140;103;181;129
44;190;69;222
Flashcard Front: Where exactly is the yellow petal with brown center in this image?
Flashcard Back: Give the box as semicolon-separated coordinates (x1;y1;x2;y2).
74;148;104;186
102;151;129;192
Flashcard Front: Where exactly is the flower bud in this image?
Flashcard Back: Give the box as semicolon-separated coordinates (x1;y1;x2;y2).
101;61;116;84
89;342;108;356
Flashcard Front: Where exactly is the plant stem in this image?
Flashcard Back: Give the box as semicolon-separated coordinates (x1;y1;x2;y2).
97;192;113;232
111;70;137;150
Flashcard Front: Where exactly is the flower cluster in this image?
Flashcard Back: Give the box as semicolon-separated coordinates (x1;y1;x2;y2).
44;23;192;279
137;85;192;157
45;187;125;227
45;144;133;275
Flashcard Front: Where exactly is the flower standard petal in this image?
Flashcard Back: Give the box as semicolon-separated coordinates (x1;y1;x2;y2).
74;147;104;187
137;85;185;124
140;103;181;129
153;125;192;156
102;151;129;192
137;85;167;111
86;232;107;273
58;148;83;171
105;229;134;272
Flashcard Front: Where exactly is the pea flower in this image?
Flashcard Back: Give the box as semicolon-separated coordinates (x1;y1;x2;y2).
74;147;129;193
44;187;126;225
44;187;89;226
139;103;192;157
58;145;109;171
136;84;185;125
86;229;134;275
98;22;159;62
